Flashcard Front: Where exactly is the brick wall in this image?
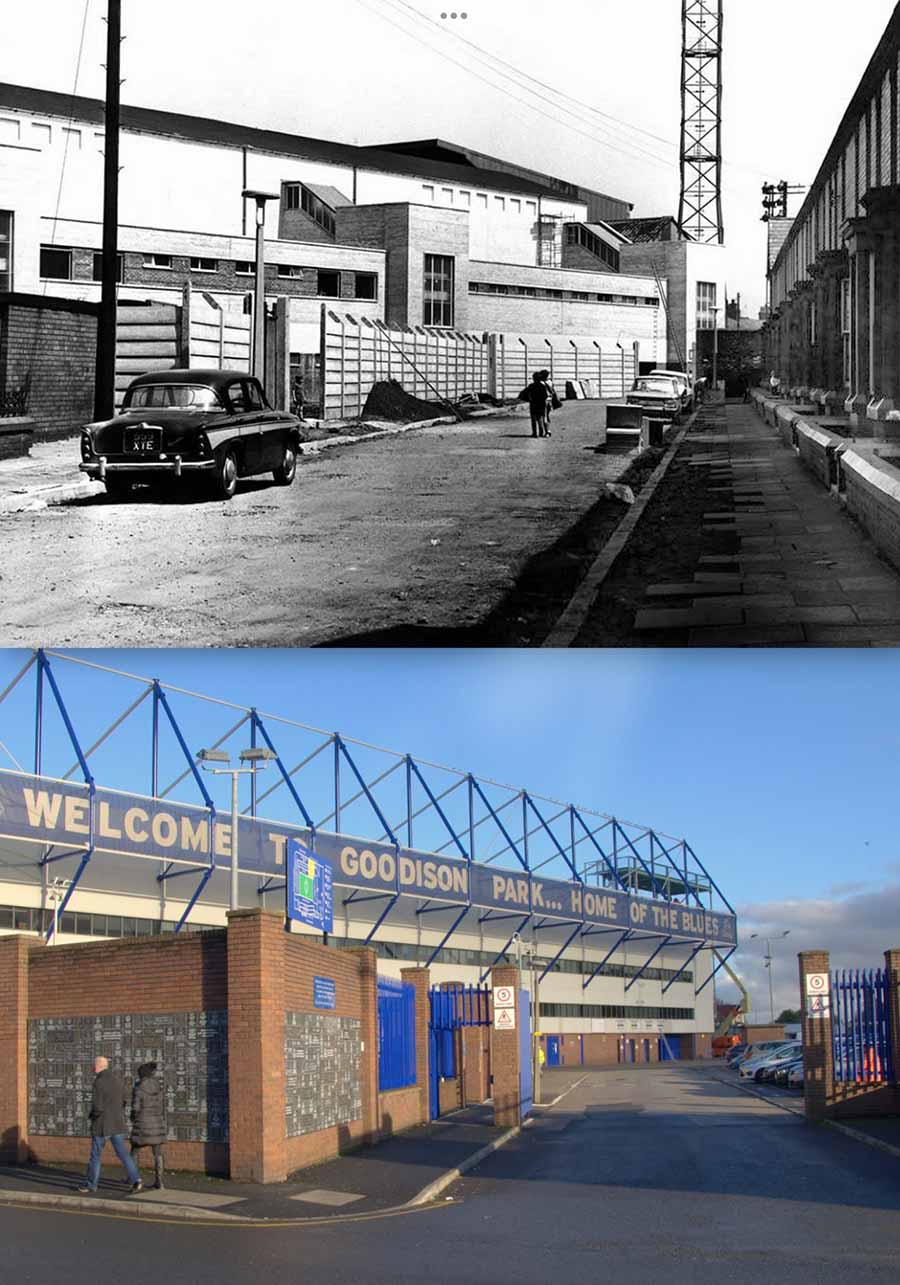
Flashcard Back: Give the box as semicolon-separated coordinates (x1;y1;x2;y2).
0;417;34;460
489;965;522;1127
23;929;228;1173
0;293;97;439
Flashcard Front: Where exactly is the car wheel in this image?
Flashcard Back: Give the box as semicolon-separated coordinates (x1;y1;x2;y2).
211;448;238;500
273;440;297;486
104;476;133;500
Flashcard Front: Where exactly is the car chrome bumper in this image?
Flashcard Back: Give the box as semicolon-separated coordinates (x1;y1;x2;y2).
80;456;215;479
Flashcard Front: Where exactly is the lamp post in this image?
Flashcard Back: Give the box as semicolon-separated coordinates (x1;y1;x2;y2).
47;877;71;943
711;305;720;393
241;189;279;385
199;747;276;911
750;930;790;1022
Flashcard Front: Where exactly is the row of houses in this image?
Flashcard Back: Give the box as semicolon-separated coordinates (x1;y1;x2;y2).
0;79;726;414
765;4;900;436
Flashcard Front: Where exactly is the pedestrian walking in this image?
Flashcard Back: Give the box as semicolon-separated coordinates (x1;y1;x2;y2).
130;1061;167;1190
524;370;552;438
78;1055;143;1194
291;374;304;418
538;369;561;437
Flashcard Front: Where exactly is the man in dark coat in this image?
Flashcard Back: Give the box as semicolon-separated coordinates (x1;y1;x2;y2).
78;1055;143;1193
131;1061;167;1190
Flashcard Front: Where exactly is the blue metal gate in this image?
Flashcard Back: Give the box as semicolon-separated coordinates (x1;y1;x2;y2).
659;1034;680;1061
377;976;416;1091
832;969;893;1083
519;989;533;1115
546;1035;561;1067
428;983;490;1120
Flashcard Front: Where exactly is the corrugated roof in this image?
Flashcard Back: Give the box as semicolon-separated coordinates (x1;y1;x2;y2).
607;216;685;243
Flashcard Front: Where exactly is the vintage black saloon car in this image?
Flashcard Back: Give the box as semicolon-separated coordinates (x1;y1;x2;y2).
79;369;305;499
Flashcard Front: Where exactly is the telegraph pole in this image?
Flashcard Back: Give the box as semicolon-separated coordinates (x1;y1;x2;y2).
93;0;121;421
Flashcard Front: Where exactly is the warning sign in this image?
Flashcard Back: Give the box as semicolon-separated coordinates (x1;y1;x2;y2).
494;1006;516;1031
808;993;831;1018
805;973;829;997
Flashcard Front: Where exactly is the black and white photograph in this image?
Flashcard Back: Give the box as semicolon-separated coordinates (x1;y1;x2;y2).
2;2;900;1282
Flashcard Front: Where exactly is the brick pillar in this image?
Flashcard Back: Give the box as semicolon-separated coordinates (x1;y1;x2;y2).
401;967;431;1125
798;950;832;1122
226;909;287;1183
350;945;379;1140
0;936;34;1163
490;965;522;1128
843;219;875;424
884;948;900;1100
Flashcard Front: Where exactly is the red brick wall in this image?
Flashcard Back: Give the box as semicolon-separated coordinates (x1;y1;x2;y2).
401;968;431;1124
490;966;522;1126
0;936;34;1162
24;930;228;1173
0;294;98;440
377;1085;421;1136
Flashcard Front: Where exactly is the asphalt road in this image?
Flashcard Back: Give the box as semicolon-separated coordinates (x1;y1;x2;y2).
0;403;628;648
3;1064;899;1285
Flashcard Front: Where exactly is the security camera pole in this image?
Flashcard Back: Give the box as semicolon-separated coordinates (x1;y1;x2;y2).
241;190;279;385
199;747;276;910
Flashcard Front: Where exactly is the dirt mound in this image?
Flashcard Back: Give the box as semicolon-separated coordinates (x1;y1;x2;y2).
362;380;448;423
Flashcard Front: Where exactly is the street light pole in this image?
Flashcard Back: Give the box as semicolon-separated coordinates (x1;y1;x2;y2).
241;190;279;385
711;305;720;393
750;930;790;1022
199;747;276;912
93;0;122;420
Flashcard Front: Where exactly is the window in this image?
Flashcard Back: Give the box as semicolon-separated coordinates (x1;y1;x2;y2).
284;184;300;210
808;299;817;346
458;190;471;207
476;193;488;209
142;253;172;270
696;280;718;330
0;117;20;142
841;276;851;387
300;186;335;236
441;187;454;204
354;272;377;299
511;198;521;214
277;264;303;278
190;256;219;272
235;260;254;275
494;195;506;211
564;222;620;271
422;185;435;201
31;122;52;145
316;269;340;297
39;244;72;280
226;380;254;412
61;127;81;149
423;253;454;326
0;211;12;291
92;252;123;283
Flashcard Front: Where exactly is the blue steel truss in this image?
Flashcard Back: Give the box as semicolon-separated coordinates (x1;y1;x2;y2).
0;650;736;988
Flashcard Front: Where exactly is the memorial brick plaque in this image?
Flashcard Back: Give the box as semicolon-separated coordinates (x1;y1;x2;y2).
284;1011;361;1138
28;1010;229;1142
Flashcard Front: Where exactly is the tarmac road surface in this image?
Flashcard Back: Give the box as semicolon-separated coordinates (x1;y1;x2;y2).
0;403;628;648
3;1064;900;1285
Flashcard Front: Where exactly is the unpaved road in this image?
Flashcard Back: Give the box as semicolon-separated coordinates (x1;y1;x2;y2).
1;402;632;647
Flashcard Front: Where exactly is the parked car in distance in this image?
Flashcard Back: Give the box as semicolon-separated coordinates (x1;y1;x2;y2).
727;1040;785;1069
649;368;694;410
80;369;305;500
625;375;683;421
740;1043;803;1080
771;1056;804;1087
788;1062;805;1089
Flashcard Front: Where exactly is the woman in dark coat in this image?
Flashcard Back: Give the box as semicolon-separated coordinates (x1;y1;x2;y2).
131;1062;167;1189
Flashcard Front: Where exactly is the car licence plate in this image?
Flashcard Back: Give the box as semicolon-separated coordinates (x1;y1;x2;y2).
124;428;162;454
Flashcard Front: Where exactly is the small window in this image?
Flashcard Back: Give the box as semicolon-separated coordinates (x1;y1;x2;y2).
422;185;435;201
423;253;454;326
244;379;265;410
493;195;506;210
190;256;218;272
316;269;340;297
92;252;123;283
235;260;254;275
284;184;301;210
226;381;251;412
0;211;12;291
39;244;72;280
458;190;471;206
31;122;52;144
476;193;488;209
142;253;172;270
511;198;521;214
441;187;454;204
354;272;377;300
277;264;303;278
61;127;82;149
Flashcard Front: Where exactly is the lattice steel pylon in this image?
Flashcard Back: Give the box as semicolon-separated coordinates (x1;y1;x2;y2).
677;0;724;244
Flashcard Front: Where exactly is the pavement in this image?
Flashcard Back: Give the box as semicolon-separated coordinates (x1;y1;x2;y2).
0;1112;515;1223
5;1064;900;1284
624;398;900;645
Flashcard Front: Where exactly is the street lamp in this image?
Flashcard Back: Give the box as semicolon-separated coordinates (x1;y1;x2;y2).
750;930;790;1023
198;746;276;911
47;876;71;943
241;189;279;385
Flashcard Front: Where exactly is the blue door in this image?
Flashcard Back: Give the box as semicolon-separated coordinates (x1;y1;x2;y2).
642;1039;651;1062
659;1034;681;1061
546;1035;561;1067
519;989;533;1116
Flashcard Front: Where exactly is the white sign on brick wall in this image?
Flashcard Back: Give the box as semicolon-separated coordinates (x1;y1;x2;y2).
805;973;829;997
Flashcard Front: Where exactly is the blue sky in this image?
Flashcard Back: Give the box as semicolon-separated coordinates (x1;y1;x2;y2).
1;646;896;1016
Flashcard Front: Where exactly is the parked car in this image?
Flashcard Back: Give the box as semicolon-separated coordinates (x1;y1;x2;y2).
772;1056;804;1087
625;375;683;422
649;368;694;410
740;1043;803;1080
788;1062;805;1089
80;369;305;500
727;1040;785;1069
